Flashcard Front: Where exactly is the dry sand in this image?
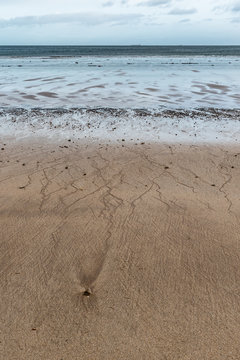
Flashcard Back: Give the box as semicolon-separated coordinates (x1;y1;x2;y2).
1;137;240;359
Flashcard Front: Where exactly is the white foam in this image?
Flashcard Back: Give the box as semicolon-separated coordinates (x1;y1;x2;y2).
0;108;239;144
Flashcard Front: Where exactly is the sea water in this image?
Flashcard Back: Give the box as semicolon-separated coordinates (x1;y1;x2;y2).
0;46;240;142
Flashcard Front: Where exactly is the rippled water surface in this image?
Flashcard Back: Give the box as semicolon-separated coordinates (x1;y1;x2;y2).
0;53;240;109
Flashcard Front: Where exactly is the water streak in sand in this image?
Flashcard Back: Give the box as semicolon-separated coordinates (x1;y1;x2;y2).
1;139;240;359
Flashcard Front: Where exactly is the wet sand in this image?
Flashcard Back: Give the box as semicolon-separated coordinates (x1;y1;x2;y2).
1;137;240;359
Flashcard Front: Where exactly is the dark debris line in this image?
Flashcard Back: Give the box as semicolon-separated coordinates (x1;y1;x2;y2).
0;107;240;120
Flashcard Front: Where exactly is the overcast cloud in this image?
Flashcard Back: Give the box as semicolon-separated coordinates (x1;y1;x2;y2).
0;13;144;28
0;0;239;44
138;0;171;6
169;8;197;15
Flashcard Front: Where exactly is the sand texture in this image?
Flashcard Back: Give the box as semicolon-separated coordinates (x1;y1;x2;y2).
1;139;240;359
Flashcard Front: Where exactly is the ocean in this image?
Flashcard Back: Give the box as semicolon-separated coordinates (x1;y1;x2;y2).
1;45;240;57
0;45;240;142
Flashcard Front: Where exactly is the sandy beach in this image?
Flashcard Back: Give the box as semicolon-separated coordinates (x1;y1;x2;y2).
1;136;240;359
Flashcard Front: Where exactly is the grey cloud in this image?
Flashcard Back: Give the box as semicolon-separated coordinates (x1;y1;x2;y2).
214;3;240;14
232;3;240;12
0;13;144;28
169;8;197;15
138;0;171;7
231;17;240;22
179;18;190;23
102;1;114;7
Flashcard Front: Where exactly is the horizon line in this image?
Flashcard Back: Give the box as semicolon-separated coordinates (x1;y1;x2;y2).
1;44;240;47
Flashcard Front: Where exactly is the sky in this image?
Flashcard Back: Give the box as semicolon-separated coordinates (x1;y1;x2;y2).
0;0;239;45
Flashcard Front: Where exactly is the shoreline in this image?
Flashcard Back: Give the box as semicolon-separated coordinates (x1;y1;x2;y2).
1;107;240;144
